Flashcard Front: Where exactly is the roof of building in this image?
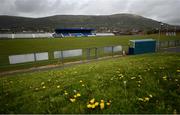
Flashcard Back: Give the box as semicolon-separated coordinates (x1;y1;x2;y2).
55;28;95;31
130;39;156;43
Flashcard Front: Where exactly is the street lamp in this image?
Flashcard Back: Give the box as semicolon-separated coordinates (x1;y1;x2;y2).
158;22;164;50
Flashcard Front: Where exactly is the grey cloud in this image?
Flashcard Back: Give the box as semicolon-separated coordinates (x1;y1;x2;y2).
0;0;180;25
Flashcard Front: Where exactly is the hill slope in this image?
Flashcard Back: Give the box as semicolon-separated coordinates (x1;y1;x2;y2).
0;14;174;32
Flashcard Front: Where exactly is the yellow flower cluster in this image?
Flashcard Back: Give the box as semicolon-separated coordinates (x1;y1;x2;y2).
138;94;153;102
138;75;142;80
69;93;81;103
159;66;165;70
64;90;68;95
79;80;85;87
87;98;111;110
87;98;99;109
177;70;180;73
40;82;46;89
162;76;167;81
118;74;124;79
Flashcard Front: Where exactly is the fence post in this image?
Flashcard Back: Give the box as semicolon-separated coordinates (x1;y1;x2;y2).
32;34;35;38
12;34;14;39
86;48;90;60
112;46;114;57
61;51;64;65
168;41;170;47
95;48;98;59
34;53;37;62
174;40;176;47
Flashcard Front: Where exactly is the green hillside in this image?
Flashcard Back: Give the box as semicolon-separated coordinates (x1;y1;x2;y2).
0;13;176;32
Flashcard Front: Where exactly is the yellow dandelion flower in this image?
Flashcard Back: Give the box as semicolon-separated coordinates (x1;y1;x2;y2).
177;70;180;73
70;98;76;103
100;100;104;103
57;85;60;88
48;79;51;82
162;76;167;80
82;84;85;87
64;92;68;95
74;95;77;98
131;77;136;80
106;102;111;106
95;102;99;106
173;109;177;114
76;93;81;97
91;104;96;109
87;104;92;108
90;98;95;104
79;80;83;83
138;98;144;101
100;100;105;110
149;94;153;98
175;79;178;82
42;86;46;89
41;82;45;85
144;97;150;102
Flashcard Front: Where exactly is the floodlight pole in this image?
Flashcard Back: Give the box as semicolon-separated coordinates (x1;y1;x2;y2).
158;22;163;50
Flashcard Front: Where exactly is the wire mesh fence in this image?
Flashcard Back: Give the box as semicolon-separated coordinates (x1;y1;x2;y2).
0;33;53;39
0;40;179;68
1;45;123;66
158;40;180;49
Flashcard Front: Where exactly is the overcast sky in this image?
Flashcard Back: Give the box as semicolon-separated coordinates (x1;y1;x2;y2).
0;0;180;25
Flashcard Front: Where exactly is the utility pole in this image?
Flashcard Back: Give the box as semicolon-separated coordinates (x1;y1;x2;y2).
158;22;164;50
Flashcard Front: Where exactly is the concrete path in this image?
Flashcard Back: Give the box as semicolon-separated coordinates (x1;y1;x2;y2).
160;46;180;53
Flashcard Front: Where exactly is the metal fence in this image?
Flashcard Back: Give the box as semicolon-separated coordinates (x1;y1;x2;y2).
5;45;123;65
1;40;179;67
9;52;49;64
0;33;53;39
158;40;180;49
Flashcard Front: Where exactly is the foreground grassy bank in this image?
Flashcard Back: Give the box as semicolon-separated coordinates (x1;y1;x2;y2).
1;52;180;114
